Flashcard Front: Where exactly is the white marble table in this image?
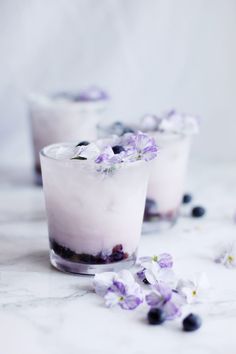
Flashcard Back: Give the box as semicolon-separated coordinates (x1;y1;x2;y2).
1;161;236;354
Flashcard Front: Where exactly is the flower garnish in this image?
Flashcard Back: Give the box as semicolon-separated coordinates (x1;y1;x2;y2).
215;243;236;268
124;131;158;162
72;132;158;173
145;282;182;320
93;270;143;310
75;86;109;102
140;110;199;135
176;273;210;304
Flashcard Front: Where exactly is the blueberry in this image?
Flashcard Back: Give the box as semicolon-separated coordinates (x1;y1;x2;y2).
182;193;192;204
76;141;90;147
147;308;166;325
111;252;124;262
143;278;150;285
123;126;134;134
112;145;125;154
191;206;206;218
113;121;124;128
144;198;158;216
112;244;123;253
110;122;125;136
183;313;202;332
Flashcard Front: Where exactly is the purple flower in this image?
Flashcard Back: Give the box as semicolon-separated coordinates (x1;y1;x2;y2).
139;254;173;269
136;254;174;285
95;146;115;164
76;86;109;102
215;243;236;268
105;280;143;310
124;131;158;162
145;282;182;320
93;270;143;310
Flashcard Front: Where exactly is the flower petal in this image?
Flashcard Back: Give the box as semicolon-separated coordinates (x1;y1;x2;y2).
93;272;115;296
163;301;181;320
121;295;143;310
145;291;162;307
104;291;120;308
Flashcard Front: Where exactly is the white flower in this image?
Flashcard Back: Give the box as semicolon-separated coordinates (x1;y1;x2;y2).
176;273;210;304
93;270;143;310
93;270;141;297
93;272;115;297
144;262;176;288
215;243;236;268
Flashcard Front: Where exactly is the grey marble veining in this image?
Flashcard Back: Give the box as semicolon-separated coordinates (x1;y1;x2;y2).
0;161;236;354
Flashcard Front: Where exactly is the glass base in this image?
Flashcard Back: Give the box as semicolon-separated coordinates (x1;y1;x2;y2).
50;249;137;275
142;218;177;233
142;210;178;234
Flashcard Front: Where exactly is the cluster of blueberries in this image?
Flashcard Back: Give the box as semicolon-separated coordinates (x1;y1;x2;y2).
107;121;135;137
182;193;206;218
51;240;128;264
144;193;206;220
148;309;202;332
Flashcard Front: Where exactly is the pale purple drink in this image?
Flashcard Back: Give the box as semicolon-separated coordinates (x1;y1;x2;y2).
40;133;157;274
29;87;109;185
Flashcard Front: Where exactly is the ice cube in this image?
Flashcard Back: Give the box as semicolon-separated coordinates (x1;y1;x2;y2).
140;115;159;131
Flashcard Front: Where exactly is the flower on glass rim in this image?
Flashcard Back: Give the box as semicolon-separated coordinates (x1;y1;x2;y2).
158;110;199;135
95;146;115;164
124;131;158;162
176;273;210;304
93;270;143;310
215;243;236;268
145;282;182;320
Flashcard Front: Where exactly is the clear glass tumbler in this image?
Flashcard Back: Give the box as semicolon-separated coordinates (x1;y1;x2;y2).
40;143;152;275
29;89;108;185
143;132;191;232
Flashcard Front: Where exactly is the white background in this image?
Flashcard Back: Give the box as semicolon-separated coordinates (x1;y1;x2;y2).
0;0;236;162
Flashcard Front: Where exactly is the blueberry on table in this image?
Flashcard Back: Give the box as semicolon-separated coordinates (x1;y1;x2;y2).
183;313;202;332
182;193;192;204
147;308;166;325
76;141;90;147
112;145;125;154
191;206;206;218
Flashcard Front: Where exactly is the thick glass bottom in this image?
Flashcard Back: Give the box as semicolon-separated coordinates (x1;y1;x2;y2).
142;210;178;234
50;249;137;275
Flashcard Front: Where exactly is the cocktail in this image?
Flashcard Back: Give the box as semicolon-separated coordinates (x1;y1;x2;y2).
29;87;109;184
40;132;157;274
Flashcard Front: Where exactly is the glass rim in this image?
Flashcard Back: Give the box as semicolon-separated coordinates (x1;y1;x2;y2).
40;142;152;170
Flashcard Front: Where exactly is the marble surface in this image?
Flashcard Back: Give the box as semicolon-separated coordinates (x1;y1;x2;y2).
0;161;236;354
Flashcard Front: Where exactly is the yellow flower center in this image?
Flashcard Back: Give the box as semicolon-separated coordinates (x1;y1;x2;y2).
119;296;124;302
152;255;158;262
192;290;197;297
228;255;234;263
